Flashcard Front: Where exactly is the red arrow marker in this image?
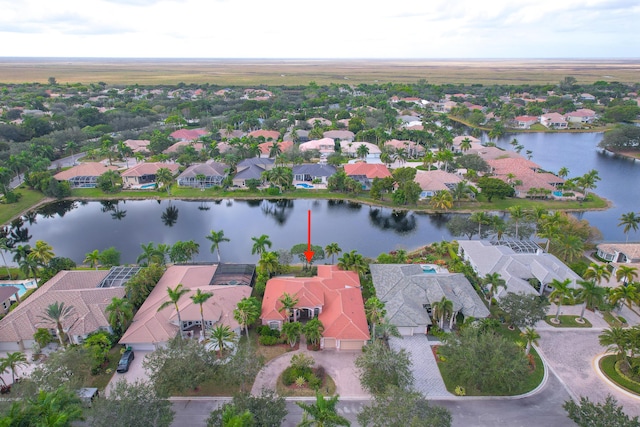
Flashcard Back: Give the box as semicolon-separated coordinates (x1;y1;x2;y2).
304;210;315;263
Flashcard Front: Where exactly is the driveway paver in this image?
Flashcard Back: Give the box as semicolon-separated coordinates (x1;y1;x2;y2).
105;350;151;395
389;335;452;398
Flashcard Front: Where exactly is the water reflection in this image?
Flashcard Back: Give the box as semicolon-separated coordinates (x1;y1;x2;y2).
161;205;179;227
100;200;127;220
327;200;362;211
368;208;417;233
36;200;78;218
260;199;294;225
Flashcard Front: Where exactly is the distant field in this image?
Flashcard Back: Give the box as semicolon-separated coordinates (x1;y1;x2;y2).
0;58;639;86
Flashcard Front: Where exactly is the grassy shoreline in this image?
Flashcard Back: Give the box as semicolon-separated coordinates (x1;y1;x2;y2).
0;186;610;227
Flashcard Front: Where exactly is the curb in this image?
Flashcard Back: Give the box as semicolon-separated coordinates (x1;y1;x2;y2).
593;353;640;401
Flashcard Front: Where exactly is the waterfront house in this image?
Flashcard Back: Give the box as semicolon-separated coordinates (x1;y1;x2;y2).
565;109;596;124
514;115;539;129
53;162;118;188
596;243;640;264
176;160;228;188
292;164;337;184
121;162;179;188
343;163;392;190
413;170;463;199
232;157;275;187
540;113;568;129
261;265;369;350
0;286;19;315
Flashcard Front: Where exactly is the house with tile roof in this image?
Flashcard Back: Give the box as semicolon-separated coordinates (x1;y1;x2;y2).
0;270;124;351
248;129;280;141
596;243;640;264
565;108;596;124
457;240;580;297
370;264;489;335
540;112;568;129
299;138;336;155
0;286;19;315
384;139;425;157
452;135;482;153
340;141;381;161
121;162;179;188
232;158;275;187
343;163;392;190
323;130;355;142
261;265;369;351
293;164;336;184
258;140;293;158
53;162;118;188
414;170;464;198
169;128;209;142
163;141;205;155
486;157;565;198
123;139;151;153
176;160;228;188
514;115;539;129
120;265;253;351
306;117;332;127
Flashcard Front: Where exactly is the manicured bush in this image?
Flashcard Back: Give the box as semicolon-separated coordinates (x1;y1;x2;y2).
258;335;280;346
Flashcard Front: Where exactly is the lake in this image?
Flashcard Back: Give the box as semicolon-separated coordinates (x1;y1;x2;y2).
6;130;640;264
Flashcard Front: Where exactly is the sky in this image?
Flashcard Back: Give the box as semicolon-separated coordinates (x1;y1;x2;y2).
0;0;639;58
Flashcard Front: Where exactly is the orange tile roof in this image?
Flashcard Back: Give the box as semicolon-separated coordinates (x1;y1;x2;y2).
261;266;369;341
248;130;281;140
121;162;179;177
53;162;117;181
343;163;391;179
258;140;293;156
169;128;209;141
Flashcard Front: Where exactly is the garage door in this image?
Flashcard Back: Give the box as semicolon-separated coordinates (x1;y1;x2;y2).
125;342;156;351
323;338;336;349
339;340;364;351
397;327;415;336
0;342;21;352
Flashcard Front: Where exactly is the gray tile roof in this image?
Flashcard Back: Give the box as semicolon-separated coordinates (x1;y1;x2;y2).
177;160;227;179
370;264;489;330
235;158;274;180
292;164;337;177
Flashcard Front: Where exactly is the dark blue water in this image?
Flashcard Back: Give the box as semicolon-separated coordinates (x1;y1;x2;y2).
490;132;640;242
7;131;639;264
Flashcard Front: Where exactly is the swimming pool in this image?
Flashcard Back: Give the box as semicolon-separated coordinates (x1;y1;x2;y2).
421;264;437;274
0;281;35;297
553;191;563;197
296;183;314;189
141;183;156;189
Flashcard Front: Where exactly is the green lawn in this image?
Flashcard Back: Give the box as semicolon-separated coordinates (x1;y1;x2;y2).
0;187;47;225
602;312;625;327
438;325;545;396
599;355;640;395
544;315;592;328
85;347;122;390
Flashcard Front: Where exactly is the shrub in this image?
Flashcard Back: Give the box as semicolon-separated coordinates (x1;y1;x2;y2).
315;366;325;381
618;316;627;324
259;335;280;346
454;385;466;396
307;374;322;390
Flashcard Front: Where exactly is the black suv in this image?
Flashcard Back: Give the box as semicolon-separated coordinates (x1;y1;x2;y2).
116;349;135;373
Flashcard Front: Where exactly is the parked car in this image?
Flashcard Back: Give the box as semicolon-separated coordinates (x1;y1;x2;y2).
116;349;135;373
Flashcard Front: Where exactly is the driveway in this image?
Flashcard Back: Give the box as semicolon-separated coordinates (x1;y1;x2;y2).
251;347;368;398
389;335;452;398
104;350;151;395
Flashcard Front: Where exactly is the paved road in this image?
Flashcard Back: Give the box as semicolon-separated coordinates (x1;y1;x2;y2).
171;371;574;427
8;152;86;190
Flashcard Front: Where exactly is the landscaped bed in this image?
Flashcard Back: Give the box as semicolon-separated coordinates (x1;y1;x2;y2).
599;354;640;395
545;315;592;328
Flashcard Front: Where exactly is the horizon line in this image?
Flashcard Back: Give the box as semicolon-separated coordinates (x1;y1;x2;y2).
1;56;640;61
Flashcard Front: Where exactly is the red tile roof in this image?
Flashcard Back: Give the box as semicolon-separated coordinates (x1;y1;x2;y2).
169;128;209;141
258;140;293;156
121;162;179;177
53;162;118;181
261;266;369;341
343;163;391;179
248;130;281;140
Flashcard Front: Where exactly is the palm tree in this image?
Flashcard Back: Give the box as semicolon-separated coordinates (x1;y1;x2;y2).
304;318;325;347
557;167;569;179
269;141;282;158
618;212;640;242
206;230;230;262
520;327;540;355
460;137;472;152
431;296;453;329
105;297;134;335
421;151;435;170
436;149;454;173
615;265;638;285
191;289;213;338
0;238;13;280
584;263;612;286
549;278;573;321
195;173;206;190
282;321;302;347
470;212;492;238
0;351;28;384
296;391;350;427
83;249;101;270
155;167;174;195
233;296;260;339
324;242;342;264
251;234;272;256
483;273;506;305
364;297;386;341
554;234;584;263
39;302;75;347
599;326;631;367
608;283;639;312
508;205;525;239
575;280;606;321
429;190;453;211
208;324;236;358
278;292;299;323
28;240;55;267
450;181;472;205
157;284;190;337
257;251;280;277
337;250;368;277
137;242;164;266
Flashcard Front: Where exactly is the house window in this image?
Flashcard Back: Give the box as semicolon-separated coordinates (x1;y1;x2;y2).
268;321;280;330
